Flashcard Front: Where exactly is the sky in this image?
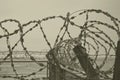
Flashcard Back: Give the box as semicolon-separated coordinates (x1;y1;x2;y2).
0;0;120;51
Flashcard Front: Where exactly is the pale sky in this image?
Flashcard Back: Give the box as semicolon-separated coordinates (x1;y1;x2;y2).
0;0;120;51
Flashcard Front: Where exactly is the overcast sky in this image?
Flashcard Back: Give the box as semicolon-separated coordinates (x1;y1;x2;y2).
0;0;120;51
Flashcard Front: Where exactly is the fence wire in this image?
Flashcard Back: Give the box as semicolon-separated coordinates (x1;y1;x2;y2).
0;9;120;80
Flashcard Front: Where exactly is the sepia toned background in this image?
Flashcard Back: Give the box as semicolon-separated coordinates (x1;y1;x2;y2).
0;0;120;51
0;0;120;80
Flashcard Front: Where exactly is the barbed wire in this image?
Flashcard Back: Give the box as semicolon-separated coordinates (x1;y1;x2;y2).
0;9;120;80
49;9;120;79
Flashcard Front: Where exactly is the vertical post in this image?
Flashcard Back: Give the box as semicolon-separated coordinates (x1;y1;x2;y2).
49;61;56;80
46;49;56;80
73;44;99;80
113;36;120;80
55;65;65;80
47;49;65;80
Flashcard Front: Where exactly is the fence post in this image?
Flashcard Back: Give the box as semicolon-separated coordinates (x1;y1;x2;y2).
47;49;65;80
73;44;99;80
49;62;56;80
113;36;120;80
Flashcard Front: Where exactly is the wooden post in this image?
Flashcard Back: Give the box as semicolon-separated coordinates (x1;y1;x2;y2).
113;40;120;80
73;45;99;80
47;49;65;80
55;65;65;80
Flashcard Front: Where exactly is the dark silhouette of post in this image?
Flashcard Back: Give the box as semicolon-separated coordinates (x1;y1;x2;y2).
113;33;120;80
73;44;99;80
47;49;65;80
